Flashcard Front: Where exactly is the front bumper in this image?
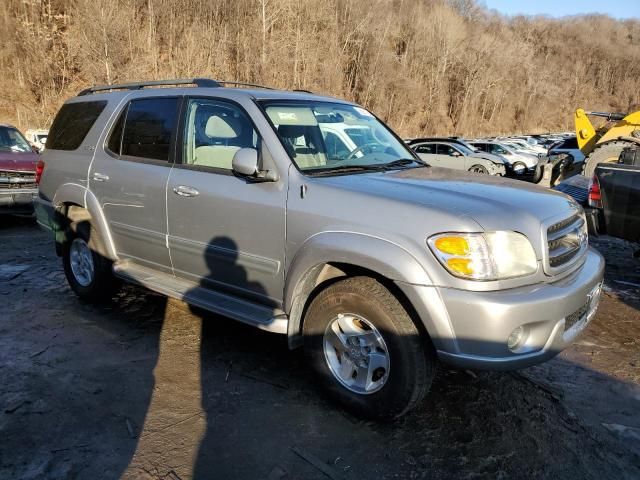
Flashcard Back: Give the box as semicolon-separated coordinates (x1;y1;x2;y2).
0;189;37;213
491;164;507;176
397;247;604;370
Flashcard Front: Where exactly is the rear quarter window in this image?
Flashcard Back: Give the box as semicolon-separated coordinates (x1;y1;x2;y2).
47;101;107;150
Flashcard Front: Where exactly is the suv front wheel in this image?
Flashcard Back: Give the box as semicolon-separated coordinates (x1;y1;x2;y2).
303;276;435;419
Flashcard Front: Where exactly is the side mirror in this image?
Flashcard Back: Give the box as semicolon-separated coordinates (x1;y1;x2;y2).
232;148;258;176
451;151;461;157
232;147;278;182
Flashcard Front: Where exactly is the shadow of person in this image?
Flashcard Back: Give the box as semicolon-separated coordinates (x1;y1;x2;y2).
189;237;295;479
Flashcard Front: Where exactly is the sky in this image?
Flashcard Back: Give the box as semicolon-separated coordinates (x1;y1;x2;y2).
483;0;640;20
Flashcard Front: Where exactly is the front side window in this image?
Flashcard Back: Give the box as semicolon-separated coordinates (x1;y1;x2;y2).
263;102;419;172
119;98;179;161
183;99;258;170
439;144;464;157
0;127;32;153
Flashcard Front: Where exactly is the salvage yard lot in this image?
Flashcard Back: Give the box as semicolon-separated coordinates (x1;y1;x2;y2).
1;217;639;480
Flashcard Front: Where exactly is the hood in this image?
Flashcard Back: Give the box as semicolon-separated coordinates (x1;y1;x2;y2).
317;166;579;256
0;151;39;172
469;152;506;165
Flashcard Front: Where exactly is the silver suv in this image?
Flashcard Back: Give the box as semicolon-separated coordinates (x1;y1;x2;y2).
35;79;604;418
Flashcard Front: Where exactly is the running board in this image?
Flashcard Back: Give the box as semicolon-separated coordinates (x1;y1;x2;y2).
113;261;288;334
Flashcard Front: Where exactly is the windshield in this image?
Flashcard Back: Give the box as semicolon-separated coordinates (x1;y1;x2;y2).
0;127;32;153
262;102;420;173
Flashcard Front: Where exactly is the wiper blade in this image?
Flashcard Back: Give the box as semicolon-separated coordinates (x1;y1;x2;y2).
379;158;426;170
306;164;387;176
306;159;426;176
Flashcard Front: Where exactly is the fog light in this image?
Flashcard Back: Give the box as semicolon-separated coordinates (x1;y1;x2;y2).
507;326;527;351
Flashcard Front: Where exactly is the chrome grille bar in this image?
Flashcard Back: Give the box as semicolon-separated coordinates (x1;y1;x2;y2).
545;214;587;274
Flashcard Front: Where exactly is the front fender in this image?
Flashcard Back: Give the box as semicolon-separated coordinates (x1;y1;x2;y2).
52;183;118;260
284;231;434;344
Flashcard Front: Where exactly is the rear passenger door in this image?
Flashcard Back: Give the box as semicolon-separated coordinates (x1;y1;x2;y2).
166;97;287;306
89;96;180;273
412;143;439;166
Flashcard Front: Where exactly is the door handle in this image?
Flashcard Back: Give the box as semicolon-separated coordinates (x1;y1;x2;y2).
172;185;200;197
92;172;109;182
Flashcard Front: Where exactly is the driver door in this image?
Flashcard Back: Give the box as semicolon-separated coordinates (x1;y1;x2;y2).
166;97;287;306
436;143;468;170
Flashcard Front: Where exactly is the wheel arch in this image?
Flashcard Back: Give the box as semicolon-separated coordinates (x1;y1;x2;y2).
52;184;117;260
284;232;434;348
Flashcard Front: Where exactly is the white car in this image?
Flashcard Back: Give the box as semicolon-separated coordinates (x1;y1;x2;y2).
25;129;49;151
501;139;547;155
470;141;539;175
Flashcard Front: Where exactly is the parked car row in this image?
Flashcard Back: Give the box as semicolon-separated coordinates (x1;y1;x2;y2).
403;132;585;183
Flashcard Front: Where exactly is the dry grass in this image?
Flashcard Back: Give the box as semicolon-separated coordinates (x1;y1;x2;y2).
1;0;639;137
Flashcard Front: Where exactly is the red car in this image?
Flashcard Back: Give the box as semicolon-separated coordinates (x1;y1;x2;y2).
0;124;39;214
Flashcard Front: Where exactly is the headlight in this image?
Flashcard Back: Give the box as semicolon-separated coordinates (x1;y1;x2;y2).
428;231;538;280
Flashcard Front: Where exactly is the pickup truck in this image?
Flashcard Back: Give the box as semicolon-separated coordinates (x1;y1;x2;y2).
589;146;640;243
35;78;604;418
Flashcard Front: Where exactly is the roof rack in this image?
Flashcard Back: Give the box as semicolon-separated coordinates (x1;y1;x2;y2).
77;78;281;96
77;78;220;96
216;81;274;90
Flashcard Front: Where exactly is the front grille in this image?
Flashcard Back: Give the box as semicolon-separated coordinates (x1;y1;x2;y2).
0;170;37;190
546;214;587;272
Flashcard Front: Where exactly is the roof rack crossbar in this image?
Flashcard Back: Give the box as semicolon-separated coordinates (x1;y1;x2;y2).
77;78;221;96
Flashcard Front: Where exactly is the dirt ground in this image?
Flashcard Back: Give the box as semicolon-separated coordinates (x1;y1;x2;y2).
1;216;639;480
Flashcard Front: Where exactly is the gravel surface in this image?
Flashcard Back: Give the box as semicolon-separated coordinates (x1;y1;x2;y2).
1;217;638;480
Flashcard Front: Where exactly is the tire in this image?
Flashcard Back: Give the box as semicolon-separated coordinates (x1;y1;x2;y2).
582;140;631;177
62;221;119;302
511;161;527;175
302;276;435;419
468;164;488;174
532;162;544;183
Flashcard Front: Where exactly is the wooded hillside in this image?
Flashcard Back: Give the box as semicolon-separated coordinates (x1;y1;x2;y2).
1;0;639;137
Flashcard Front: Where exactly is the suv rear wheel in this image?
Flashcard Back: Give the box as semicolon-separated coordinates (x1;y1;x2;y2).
63;221;118;302
303;276;435;419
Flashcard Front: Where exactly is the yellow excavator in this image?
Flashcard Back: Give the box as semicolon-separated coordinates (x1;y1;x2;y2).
575;108;640;176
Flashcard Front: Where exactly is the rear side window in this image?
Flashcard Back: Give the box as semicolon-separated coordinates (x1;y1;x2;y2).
414;143;435;154
47;101;107;150
119;98;179;161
